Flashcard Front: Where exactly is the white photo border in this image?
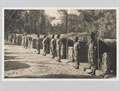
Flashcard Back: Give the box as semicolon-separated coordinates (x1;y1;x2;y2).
2;7;119;81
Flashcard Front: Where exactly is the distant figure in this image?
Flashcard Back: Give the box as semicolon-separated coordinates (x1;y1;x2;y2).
50;35;56;58
13;33;16;44
22;34;25;47
16;36;19;45
28;35;32;49
25;34;28;49
73;36;80;69
61;38;67;59
36;35;41;54
56;34;61;62
10;33;14;43
87;32;97;75
42;35;47;56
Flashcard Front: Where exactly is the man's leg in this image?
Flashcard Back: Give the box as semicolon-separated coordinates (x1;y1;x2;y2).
38;49;40;54
43;45;46;56
90;65;96;75
75;61;80;69
52;48;54;58
57;48;61;62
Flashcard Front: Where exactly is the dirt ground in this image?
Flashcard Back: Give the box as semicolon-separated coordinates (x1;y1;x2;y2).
4;41;102;79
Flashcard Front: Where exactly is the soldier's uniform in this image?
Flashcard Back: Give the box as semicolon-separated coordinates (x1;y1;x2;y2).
56;38;61;62
28;36;32;49
61;38;67;59
11;34;14;43
22;35;25;47
42;37;47;56
25;35;28;49
50;38;56;58
36;37;41;54
14;33;16;44
87;39;97;74
16;36;18;45
73;41;80;69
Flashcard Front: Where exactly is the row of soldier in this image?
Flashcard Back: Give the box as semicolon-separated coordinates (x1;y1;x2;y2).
5;32;111;76
36;34;62;62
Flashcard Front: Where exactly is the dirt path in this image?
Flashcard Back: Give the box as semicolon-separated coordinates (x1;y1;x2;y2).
4;41;98;79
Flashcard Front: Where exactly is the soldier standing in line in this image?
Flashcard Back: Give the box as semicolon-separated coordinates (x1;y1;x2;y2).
14;33;16;45
36;35;41;54
16;36;19;45
10;33;14;43
61;38;67;59
50;35;56;59
56;34;61;62
28;35;32;49
73;36;80;69
25;34;28;49
12;33;14;44
22;34;25;47
42;35;47;56
87;32;97;75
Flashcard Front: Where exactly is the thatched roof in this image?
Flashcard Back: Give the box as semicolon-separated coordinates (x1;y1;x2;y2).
103;39;116;47
60;32;89;42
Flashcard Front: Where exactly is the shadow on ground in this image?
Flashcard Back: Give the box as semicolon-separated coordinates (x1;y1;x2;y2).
4;56;21;60
5;61;30;71
5;42;14;45
5;56;17;60
4;74;101;79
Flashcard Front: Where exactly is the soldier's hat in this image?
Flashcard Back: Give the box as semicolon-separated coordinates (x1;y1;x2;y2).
90;32;95;37
75;36;79;42
90;32;95;39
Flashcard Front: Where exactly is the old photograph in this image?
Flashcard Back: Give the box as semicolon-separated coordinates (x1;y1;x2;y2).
3;8;118;80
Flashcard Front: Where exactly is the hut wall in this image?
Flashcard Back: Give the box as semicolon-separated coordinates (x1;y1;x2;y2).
67;41;88;62
98;39;116;74
79;41;88;62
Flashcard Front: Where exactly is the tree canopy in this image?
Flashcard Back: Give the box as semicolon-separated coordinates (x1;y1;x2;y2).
4;9;116;39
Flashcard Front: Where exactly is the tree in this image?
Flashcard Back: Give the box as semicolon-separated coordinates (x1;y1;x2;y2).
5;9;116;39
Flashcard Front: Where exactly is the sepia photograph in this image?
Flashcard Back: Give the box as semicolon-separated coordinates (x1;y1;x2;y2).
3;8;119;80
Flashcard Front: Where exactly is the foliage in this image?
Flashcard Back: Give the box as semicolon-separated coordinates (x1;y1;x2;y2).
5;9;116;38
